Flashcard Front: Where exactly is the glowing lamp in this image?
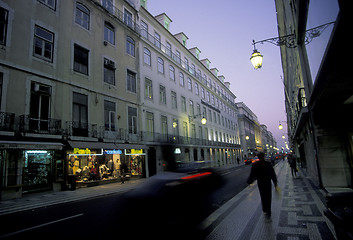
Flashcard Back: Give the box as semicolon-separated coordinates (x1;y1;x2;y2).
250;49;263;69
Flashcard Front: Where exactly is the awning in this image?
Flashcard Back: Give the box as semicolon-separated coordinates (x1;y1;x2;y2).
0;141;64;150
67;141;148;150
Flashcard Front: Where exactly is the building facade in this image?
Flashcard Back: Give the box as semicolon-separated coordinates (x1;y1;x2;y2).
138;5;241;174
0;0;147;200
0;0;242;200
275;0;352;190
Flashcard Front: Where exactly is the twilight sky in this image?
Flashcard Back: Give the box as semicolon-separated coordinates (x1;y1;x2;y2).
146;0;339;150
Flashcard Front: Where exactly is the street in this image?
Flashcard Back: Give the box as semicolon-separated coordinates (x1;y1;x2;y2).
0;164;251;239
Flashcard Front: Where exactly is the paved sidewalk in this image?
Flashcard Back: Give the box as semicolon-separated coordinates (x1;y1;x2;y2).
200;161;337;240
0;178;144;216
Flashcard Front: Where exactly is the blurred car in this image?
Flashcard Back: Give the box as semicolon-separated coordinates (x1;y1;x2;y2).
251;157;260;163
244;158;252;164
116;160;224;239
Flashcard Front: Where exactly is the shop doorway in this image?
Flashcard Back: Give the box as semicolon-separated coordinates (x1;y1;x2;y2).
23;150;53;193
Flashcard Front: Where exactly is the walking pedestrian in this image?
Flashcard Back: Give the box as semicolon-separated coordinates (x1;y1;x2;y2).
247;152;278;221
288;154;298;178
120;161;128;184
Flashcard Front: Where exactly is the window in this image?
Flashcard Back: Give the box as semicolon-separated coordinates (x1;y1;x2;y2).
127;70;136;93
183;121;188;138
145;78;153;99
73;92;88;136
181;96;186;112
206;91;210;102
102;0;114;13
74;44;89;75
189;100;194;116
201;87;205;99
187;78;192;91
33;25;54;62
128;107;137;134
179;72;184;87
104;22;115;45
104;100;116;131
166;42;172;57
104;58;115;85
143;48;151;66
171;91;177;109
208;109;212;122
173;118;179;136
154;32;161;49
169;65;175;81
161;115;168;136
146;111;154;135
0;7;9;46
159;85;166;105
196;103;201;116
141;21;148;39
38;0;56;10
124;9;133;28
29;82;51;132
176;50;181;64
191;124;196;139
195;82;199;95
126;36;135;56
157;57;164;74
75;3;89;30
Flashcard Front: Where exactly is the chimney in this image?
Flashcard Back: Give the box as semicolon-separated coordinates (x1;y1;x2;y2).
189;47;201;59
155;13;172;31
174;32;188;47
201;58;211;69
210;67;219;77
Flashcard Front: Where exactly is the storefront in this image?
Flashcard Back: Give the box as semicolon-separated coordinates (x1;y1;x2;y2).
0;141;64;200
65;141;147;188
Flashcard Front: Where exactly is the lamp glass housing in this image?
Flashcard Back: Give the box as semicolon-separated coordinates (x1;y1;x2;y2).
201;117;207;125
250;49;263;69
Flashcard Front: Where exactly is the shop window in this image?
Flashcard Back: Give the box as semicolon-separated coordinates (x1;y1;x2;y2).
104;100;116;131
72;92;88;136
29;82;51;132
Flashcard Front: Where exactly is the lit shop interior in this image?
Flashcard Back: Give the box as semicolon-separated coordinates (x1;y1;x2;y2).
66;148;146;186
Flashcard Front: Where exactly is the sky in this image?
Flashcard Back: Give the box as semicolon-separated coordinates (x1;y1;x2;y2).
146;0;339;150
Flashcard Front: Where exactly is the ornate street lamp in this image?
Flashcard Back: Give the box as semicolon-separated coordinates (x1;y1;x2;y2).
189;113;207;125
250;40;263;69
250;21;335;69
278;124;283;130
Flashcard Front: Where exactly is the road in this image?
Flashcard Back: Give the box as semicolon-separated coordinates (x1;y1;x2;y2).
0;164;251;239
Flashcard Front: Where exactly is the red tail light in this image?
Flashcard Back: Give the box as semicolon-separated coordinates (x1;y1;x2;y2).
181;172;212;180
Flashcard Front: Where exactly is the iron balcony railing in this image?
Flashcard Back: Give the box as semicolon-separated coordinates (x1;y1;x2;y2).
19;115;62;135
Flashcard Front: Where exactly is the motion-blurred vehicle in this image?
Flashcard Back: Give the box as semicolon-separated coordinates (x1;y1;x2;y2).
117;160;224;239
251;157;260;163
244;158;252;164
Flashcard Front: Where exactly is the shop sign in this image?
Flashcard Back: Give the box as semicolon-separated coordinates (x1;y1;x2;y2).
104;149;122;154
73;148;91;155
125;149;145;155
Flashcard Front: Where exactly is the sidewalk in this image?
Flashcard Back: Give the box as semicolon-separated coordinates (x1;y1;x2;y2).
0;178;144;216
200;160;337;240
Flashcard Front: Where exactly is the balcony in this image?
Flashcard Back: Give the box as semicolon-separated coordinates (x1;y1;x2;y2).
19;115;62;135
0;112;15;132
66;121;97;138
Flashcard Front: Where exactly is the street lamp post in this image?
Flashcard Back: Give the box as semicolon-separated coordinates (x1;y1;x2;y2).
188;113;207;125
250;40;263;69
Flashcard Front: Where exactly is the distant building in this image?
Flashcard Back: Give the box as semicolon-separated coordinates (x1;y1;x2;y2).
236;102;276;159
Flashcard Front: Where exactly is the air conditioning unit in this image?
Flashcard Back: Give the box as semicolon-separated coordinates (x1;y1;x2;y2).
104;59;115;69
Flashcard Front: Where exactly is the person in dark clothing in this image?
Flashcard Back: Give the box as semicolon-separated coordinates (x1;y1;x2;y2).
247;152;278;220
120;161;128;184
288;154;297;177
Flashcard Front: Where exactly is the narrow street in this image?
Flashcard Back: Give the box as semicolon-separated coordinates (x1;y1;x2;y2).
0;164;251;239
